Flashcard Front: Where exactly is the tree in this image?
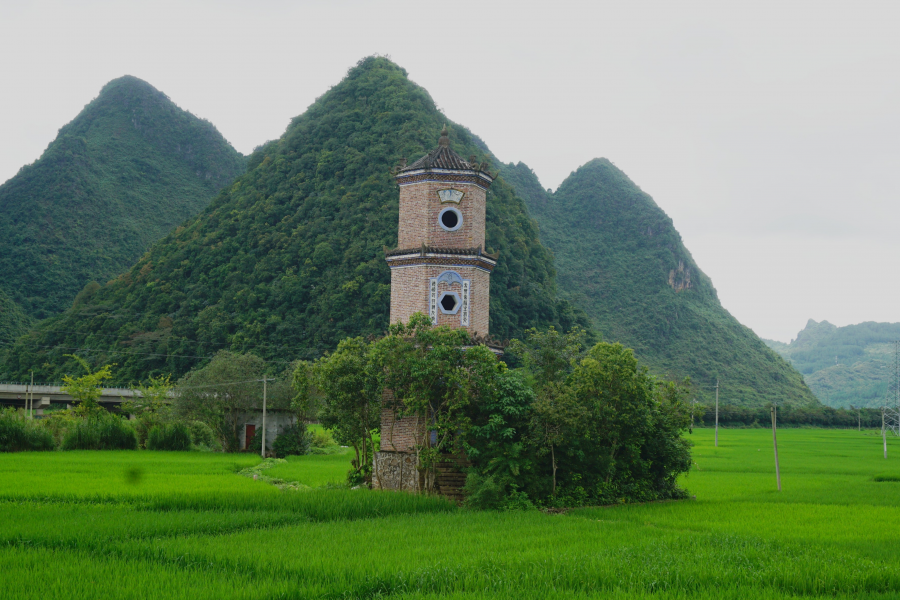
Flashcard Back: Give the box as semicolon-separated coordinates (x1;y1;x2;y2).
60;354;115;417
294;337;381;484
508;327;586;494
568;342;692;503
121;374;173;448
368;312;501;493
175;351;267;452
463;368;536;508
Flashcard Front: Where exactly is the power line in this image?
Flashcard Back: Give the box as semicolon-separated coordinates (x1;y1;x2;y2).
177;378;270;390
0;378;275;391
0;341;324;364
0;317;383;356
0;332;334;356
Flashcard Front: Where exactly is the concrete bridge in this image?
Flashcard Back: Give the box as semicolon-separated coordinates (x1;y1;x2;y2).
0;382;139;415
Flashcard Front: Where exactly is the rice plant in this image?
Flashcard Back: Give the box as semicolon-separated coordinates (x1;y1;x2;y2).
0;428;897;599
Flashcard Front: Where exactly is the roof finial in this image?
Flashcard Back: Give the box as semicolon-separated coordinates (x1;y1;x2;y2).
439;124;449;148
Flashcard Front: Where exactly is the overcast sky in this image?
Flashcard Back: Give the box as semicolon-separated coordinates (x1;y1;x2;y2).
2;0;897;342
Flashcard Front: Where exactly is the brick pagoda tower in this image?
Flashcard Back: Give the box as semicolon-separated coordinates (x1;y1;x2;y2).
373;126;496;495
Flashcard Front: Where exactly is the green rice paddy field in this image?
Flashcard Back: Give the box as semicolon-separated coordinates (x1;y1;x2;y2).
2;428;899;599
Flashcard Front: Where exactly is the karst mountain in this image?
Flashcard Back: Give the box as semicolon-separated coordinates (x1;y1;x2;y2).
0;289;31;347
0;58;588;382
765;319;900;408
0;75;246;319
1;58;819;408
503;159;818;407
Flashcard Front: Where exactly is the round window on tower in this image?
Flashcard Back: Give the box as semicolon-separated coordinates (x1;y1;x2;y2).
438;291;461;315
438;207;463;232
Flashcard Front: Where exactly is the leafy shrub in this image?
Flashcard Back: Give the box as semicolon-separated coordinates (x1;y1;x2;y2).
188;420;219;449
40;410;77;446
147;422;192;451
462;472;505;509
347;466;370;487
462;473;536;511
121;374;174;448
272;423;310;458
310;428;335;449
61;412;138;450
464;337;693;508
0;409;55;452
308;427;342;455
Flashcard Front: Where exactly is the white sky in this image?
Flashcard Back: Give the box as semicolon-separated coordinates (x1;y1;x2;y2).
1;0;898;342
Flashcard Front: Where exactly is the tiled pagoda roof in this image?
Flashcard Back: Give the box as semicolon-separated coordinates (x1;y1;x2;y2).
399;126;487;173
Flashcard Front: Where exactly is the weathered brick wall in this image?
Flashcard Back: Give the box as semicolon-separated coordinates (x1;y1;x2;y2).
397;180;486;249
389;264;490;336
389;266;430;328
379;406;423;452
469;268;490;336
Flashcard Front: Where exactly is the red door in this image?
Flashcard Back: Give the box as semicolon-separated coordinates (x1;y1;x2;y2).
245;424;256;450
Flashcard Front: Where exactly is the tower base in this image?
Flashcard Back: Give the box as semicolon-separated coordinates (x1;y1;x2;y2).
372;451;470;502
372;451;422;492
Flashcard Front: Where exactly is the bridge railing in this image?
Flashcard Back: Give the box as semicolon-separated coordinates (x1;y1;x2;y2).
0;381;136;389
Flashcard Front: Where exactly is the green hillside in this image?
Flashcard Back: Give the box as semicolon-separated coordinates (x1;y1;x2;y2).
0;289;31;346
0;75;246;318
0;57;588;382
504;159;818;408
764;320;900;408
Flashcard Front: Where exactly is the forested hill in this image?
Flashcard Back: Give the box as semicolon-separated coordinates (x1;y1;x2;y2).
504;159;819;408
0;290;31;347
764;320;900;408
0;57;589;382
0;76;246;318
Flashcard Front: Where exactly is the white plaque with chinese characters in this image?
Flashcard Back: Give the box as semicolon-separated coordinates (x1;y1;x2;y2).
437;189;464;204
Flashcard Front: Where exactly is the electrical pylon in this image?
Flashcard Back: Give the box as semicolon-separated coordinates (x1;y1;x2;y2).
883;341;900;437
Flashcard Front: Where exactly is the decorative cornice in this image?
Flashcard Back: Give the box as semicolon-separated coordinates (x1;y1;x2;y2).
385;255;496;273
385;245;499;261
395;170;493;190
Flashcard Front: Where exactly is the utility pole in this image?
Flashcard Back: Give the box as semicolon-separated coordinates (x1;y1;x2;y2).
715;378;719;448
771;404;781;491
24;372;35;419
690;398;695;431
883;408;888;460
261;377;274;458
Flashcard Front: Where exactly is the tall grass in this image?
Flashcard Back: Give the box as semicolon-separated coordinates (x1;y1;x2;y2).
0;429;898;599
147;422;191;451
61;414;138;450
0;408;54;451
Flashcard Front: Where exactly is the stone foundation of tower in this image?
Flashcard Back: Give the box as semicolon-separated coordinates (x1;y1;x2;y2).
372;451;423;492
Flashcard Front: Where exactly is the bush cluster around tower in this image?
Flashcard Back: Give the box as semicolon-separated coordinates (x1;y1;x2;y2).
293;313;693;508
